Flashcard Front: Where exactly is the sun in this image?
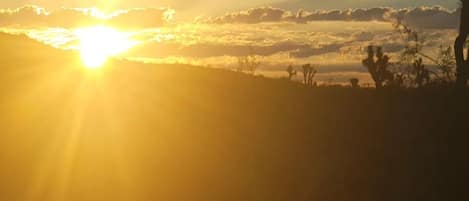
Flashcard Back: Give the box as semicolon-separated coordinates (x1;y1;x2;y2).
74;26;138;69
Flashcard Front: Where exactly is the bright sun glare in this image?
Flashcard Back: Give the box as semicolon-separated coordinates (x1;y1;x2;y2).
74;26;137;68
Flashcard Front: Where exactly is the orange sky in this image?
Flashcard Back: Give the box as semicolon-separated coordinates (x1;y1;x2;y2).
0;0;459;16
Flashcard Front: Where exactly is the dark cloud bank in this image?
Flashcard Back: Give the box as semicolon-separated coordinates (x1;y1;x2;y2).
207;6;460;29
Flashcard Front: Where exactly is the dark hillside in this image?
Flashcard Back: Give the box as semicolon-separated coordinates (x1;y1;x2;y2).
0;33;468;201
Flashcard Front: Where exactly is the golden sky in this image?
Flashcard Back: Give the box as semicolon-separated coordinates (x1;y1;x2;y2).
0;0;459;15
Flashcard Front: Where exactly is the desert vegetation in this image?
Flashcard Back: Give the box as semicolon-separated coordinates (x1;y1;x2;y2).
350;78;359;88
275;1;467;89
286;65;297;80
301;64;317;87
279;7;466;90
237;48;261;74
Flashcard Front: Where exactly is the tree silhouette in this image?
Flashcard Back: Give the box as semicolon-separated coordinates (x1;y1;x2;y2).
393;20;454;86
307;67;317;86
455;0;469;87
362;46;394;89
238;47;261;74
302;64;317;87
286;65;297;80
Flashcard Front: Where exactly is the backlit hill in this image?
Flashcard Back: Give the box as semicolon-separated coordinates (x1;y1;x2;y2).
0;33;468;201
0;32;78;62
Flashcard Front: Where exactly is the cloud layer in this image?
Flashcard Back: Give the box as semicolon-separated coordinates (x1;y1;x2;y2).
0;5;461;30
206;6;460;29
119;21;455;63
0;5;174;28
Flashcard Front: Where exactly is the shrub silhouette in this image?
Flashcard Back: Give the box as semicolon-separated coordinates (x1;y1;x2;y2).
286;65;297;80
308;67;317;86
238;47;261;74
436;45;456;82
350;78;359;88
392;73;405;88
302;64;309;85
362;46;394;89
302;64;317;87
393;20;456;86
412;58;430;87
238;56;260;74
455;0;469;86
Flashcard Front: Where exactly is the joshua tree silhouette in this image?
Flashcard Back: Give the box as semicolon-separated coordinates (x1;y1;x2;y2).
362;46;394;89
302;64;317;87
286;65;297;80
455;0;469;86
238;47;261;74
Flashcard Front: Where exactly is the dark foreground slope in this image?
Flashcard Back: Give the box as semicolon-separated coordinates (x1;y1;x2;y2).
0;33;468;201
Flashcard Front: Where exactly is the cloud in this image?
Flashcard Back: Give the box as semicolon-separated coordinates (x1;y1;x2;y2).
385;6;460;29
127;40;312;58
206;6;460;29
0;5;174;28
271;0;459;11
289;43;346;58
290;7;390;23
107;8;175;29
208;7;292;24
